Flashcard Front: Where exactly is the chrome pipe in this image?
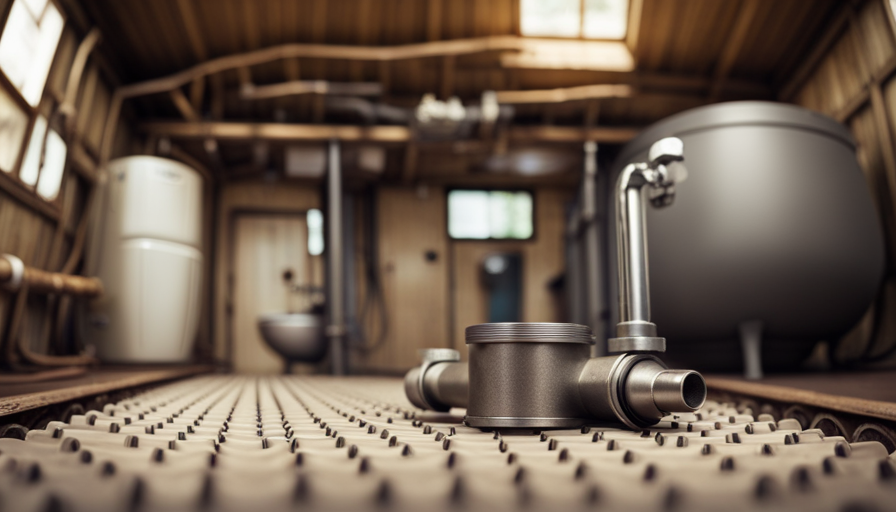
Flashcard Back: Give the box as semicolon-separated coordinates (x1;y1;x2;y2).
608;137;685;354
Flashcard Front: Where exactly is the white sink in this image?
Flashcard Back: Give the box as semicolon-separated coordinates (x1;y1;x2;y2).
257;313;327;364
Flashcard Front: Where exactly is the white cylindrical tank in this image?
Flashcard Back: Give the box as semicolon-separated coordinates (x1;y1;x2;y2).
82;156;203;362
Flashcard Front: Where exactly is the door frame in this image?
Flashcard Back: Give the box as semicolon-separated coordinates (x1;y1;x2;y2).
225;207;313;369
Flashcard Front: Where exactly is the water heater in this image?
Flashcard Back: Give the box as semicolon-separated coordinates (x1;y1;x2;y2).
608;102;885;371
82;156;203;362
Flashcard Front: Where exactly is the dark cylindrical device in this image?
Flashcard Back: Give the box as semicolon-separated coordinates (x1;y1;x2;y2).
404;323;706;430
609;101;885;370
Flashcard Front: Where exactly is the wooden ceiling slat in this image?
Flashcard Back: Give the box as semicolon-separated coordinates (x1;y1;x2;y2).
241;0;262;51
139;1;189;73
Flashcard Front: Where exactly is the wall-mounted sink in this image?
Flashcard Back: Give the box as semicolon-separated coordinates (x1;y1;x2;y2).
257;312;327;367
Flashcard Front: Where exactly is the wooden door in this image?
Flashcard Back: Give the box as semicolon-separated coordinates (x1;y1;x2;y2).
233;214;316;373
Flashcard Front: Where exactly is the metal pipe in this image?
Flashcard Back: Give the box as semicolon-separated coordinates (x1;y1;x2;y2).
608;137;684;354
581;141;606;356
327;139;348;375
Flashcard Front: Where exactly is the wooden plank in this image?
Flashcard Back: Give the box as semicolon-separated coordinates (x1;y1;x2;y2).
496;84;632;104
0;172;60;221
0;366;213;417
508;125;640;143
239;80;383;100
139;121;639;144
709;0;762;100
870;83;896;229
441;55;455;100
779;7;851;101
706;376;896;422
169;88;200;122
140;121;411;142
114;37;623;98
427;0;442;41
175;0;209;61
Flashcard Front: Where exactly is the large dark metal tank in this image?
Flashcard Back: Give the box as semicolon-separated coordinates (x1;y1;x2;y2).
609;101;885;371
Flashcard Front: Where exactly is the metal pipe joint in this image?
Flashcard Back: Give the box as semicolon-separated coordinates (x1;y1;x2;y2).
404;324;706;430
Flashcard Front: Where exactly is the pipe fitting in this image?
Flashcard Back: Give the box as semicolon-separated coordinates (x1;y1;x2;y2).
1;254;25;292
404;323;706;430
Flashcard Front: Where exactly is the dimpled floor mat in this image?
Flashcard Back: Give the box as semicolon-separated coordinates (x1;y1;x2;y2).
1;376;895;512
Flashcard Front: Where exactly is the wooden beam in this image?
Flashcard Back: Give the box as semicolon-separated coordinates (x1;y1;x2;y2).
0;171;60;221
170;88;200;121
625;0;644;54
69;143;98;183
140;121;412;143
189;77;205;112
139;121;640;145
495;84;632;104
115;37;629;98
239;80;382;100
709;0;762;100
508;125;639;144
779;7;851;101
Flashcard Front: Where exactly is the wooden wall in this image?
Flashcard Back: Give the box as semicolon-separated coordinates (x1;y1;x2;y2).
450;187;570;351
0;14;140;364
784;0;896;362
357;185;572;372
357;186;451;372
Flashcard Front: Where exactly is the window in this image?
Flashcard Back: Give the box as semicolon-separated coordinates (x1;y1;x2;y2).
307;209;324;256
0;86;29;172
448;190;534;240
521;0;629;40
19;115;66;200
0;0;64;106
0;0;68;205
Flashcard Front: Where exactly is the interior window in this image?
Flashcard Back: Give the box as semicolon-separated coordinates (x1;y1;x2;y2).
448;190;534;240
0;87;29;172
19;115;67;200
307;209;324;256
0;0;64;106
520;0;628;40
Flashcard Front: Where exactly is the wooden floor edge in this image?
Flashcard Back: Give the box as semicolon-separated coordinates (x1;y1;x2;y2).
706;377;896;422
0;366;214;417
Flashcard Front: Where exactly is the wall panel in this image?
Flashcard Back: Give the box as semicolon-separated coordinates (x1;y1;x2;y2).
789;0;896;362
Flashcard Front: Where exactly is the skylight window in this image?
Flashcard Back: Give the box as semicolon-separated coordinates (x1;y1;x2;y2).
448;190;534;240
0;0;64;106
521;0;629;40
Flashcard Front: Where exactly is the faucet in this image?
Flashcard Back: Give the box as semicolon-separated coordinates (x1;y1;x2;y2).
609;137;686;354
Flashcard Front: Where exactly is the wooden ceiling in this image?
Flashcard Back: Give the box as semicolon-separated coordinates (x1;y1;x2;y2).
58;0;844;181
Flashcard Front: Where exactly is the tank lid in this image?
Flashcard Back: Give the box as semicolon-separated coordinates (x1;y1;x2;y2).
465;322;595;344
615;101;855;171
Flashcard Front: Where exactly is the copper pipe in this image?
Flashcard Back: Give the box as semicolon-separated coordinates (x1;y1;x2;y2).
0;258;103;297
